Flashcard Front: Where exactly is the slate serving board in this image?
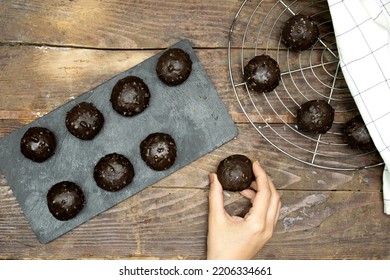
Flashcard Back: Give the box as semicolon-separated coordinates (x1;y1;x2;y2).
0;40;238;243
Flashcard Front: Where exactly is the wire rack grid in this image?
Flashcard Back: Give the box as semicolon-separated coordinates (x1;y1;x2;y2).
227;0;384;171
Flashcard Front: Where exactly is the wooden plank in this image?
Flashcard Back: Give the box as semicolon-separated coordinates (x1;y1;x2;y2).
1;124;384;193
266;190;390;260
0;185;389;260
126;122;384;192
0;46;357;125
0;0;239;49
0;46;158;114
0;0;333;50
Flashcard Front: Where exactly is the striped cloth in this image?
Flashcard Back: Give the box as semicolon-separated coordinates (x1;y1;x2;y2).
327;0;390;214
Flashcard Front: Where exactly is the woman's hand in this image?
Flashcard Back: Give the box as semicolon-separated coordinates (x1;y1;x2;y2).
207;161;281;260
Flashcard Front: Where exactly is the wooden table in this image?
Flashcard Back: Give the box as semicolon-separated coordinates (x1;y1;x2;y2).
0;0;389;260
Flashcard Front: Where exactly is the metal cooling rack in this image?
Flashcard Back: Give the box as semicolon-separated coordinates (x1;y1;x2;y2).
227;0;384;170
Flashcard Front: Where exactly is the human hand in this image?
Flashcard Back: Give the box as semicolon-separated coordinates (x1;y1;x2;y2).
207;161;281;260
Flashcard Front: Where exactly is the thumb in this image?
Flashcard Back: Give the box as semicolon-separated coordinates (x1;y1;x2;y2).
208;173;226;218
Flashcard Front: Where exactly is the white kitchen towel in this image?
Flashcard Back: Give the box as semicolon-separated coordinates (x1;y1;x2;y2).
327;0;390;214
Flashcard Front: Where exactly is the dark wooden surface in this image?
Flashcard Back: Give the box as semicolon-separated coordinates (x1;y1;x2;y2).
0;0;389;260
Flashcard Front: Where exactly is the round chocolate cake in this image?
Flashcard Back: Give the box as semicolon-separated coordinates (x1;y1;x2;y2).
110;75;150;117
140;133;177;171
243;55;281;93
47;181;86;221
344;115;375;151
156;48;192;86
65;102;104;140
281;14;319;51
217;154;254;192
93;153;135;192
20;126;56;162
296;100;334;134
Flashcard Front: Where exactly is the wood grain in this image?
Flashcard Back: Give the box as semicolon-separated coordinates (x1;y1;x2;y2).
0;123;384;192
0;124;386;259
0;47;356;125
0;0;389;260
1;184;389;260
0;0;238;49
